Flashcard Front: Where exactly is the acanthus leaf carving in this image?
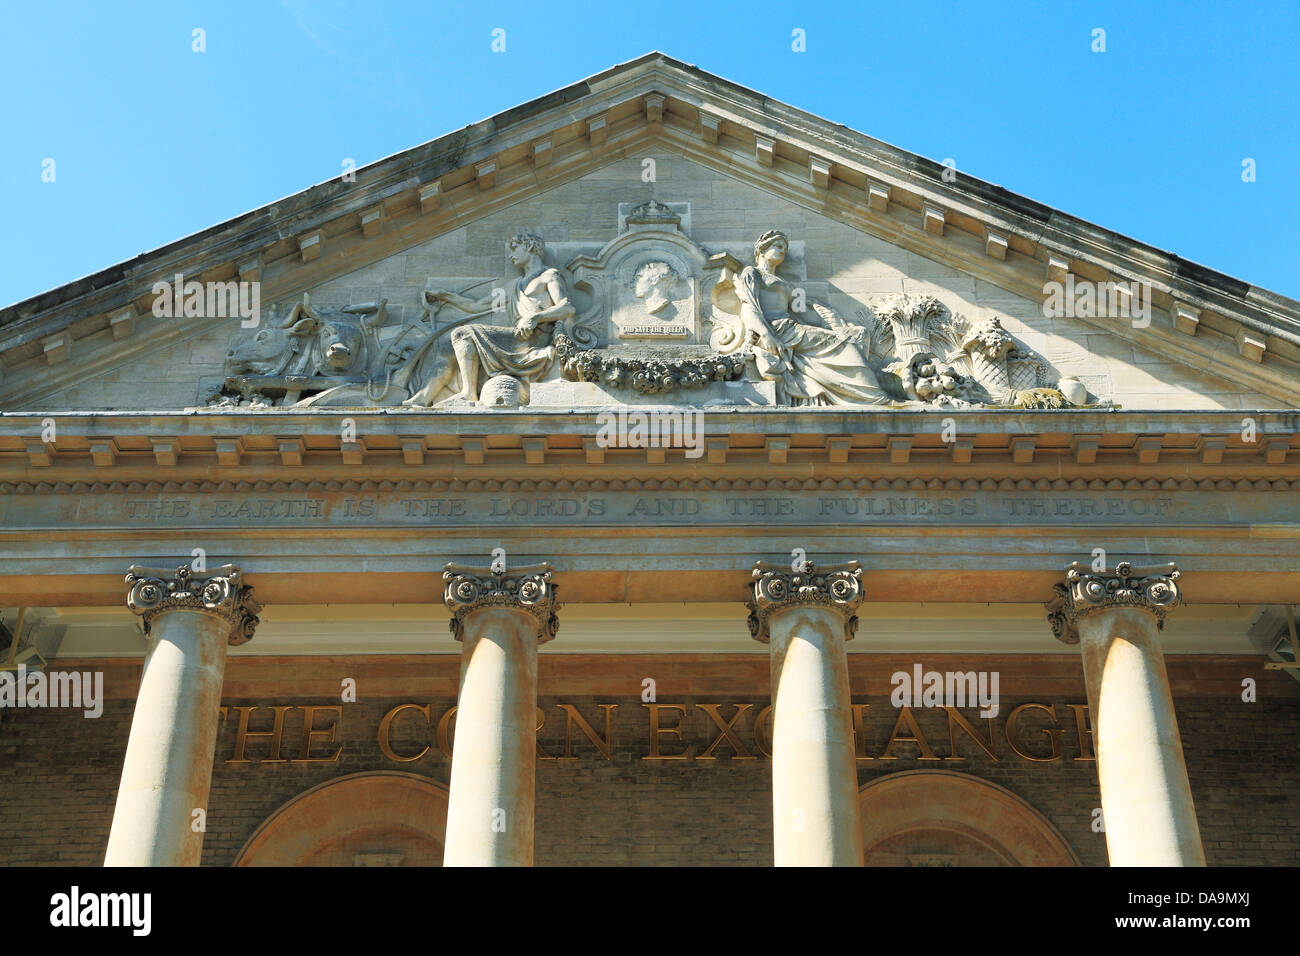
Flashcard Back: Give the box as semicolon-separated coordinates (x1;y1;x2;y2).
746;559;865;644
443;562;560;643
125;564;261;646
1045;561;1182;645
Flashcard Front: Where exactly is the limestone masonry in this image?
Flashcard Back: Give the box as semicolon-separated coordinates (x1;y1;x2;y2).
1;53;1297;867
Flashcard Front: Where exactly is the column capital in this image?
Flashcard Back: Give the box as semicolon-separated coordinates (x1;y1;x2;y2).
746;560;864;644
443;563;559;644
1046;561;1181;645
125;565;260;646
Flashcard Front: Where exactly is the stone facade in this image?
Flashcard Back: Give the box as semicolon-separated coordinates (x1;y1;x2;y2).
2;53;1298;868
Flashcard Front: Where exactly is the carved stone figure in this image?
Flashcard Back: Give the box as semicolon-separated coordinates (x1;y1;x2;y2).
223;306;304;378
632;261;681;315
403;232;574;406
217;296;390;405
204;202;1103;411
713;230;887;406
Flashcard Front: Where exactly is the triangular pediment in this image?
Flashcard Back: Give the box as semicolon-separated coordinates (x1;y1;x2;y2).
3;52;1299;414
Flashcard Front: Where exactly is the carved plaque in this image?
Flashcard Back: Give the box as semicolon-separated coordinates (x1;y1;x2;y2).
568;201;707;342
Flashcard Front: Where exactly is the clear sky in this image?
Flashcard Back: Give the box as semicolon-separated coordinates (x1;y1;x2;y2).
2;0;1296;307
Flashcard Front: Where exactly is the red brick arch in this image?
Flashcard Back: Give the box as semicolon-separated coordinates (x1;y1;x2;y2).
859;770;1081;866
233;771;448;866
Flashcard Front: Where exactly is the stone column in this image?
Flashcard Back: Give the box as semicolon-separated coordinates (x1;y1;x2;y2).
748;559;865;866
442;562;559;866
105;565;259;867
1047;561;1205;866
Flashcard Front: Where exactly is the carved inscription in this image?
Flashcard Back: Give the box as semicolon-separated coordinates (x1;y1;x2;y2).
1;489;1210;531
117;493;1178;524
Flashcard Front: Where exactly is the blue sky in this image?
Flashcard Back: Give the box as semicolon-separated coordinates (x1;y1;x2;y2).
2;0;1297;307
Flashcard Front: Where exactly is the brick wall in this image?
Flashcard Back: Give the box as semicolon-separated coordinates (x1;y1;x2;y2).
0;653;1295;866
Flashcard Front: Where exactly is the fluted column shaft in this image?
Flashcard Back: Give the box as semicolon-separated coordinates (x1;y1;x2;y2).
1048;561;1205;866
442;563;558;867
105;565;258;866
749;560;864;866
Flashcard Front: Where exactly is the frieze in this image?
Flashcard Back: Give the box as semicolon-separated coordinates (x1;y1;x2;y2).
1;486;1292;532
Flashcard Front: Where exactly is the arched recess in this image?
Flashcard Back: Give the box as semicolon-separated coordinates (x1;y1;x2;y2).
234;771;449;866
859;770;1080;867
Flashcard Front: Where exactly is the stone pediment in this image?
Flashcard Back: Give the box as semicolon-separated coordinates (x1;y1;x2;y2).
2;52;1299;415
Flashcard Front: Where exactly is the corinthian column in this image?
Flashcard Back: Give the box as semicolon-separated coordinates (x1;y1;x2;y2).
748;560;864;866
442;562;559;866
1047;561;1205;866
105;565;259;866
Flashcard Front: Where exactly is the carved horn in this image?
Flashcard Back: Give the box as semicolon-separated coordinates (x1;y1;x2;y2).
344;299;388;329
278;301;305;328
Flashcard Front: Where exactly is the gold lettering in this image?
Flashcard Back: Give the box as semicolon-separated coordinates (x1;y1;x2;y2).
753;704;773;759
213;698;1095;771
557;703;617;760
643;703;690;759
378;703;430;763
436;706;456;759
880;706;941;760
227;705;291;764
696;703;756;760
1005;702;1063;762
942;706;999;762
292;705;343;763
1066;703;1095;762
850;703;874;760
537;706;555;760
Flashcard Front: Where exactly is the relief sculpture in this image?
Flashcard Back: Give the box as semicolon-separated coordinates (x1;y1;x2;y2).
207;201;1095;411
710;229;887;406
405;232;575;406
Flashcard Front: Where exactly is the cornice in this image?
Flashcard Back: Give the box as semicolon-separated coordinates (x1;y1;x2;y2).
0;409;1295;479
